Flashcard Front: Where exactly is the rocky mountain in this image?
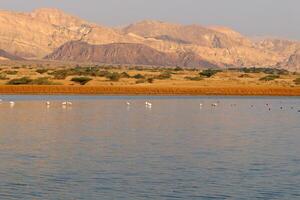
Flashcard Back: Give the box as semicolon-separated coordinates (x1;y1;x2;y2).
0;8;300;70
45;41;216;67
0;49;24;61
277;50;300;71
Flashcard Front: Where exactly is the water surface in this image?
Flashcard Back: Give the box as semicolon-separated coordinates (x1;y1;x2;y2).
0;95;299;199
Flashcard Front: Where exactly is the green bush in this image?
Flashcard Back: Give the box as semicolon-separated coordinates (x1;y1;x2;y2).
239;74;253;78
7;77;32;85
174;67;183;71
3;70;18;75
231;67;289;75
30;77;59;85
120;72;131;78
155;72;172;80
49;70;69;79
36;69;49;74
7;77;59;85
106;72;121;81
199;69;221;78
147;78;154;83
132;74;145;79
71;77;92;85
293;78;300;85
0;74;8;80
259;75;280;81
185;76;203;81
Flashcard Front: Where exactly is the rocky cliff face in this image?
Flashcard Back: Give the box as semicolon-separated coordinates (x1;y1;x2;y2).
45;41;216;67
0;8;300;69
277;50;300;71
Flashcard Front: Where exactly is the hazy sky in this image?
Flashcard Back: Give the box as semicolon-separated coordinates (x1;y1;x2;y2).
0;0;299;39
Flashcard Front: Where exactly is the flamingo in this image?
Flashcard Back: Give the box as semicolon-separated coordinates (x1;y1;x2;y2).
9;101;15;107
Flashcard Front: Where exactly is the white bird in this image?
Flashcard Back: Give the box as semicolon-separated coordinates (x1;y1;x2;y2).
9;101;15;107
200;103;203;107
46;101;50;106
62;102;67;105
126;102;131;106
67;102;72;106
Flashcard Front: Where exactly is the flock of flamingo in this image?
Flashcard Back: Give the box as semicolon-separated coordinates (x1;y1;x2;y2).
0;98;299;112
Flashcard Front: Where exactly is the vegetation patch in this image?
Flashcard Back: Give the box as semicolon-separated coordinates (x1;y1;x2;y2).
7;77;59;85
185;76;203;81
71;77;92;85
132;74;145;79
293;78;300;85
7;77;33;85
230;67;289;75
155;72;172;80
3;70;18;75
105;72;121;82
30;77;60;85
199;69;221;78
0;74;8;80
259;75;280;81
36;69;49;74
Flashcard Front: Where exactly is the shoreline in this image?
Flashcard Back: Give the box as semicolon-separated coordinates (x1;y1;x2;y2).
0;85;300;96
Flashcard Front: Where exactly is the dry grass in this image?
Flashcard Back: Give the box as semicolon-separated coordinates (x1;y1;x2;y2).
1;61;300;96
0;85;300;96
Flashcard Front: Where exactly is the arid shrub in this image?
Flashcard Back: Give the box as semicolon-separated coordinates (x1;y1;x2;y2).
36;69;49;74
199;69;221;78
7;77;59;85
7;77;32;85
106;72;121;81
71;77;92;85
147;78;154;83
185;76;203;81
30;77;59;85
293;78;300;85
133;74;145;79
0;74;8;80
120;72;131;78
259;75;280;81
155;72;172;80
174;67;183;71
3;70;18;75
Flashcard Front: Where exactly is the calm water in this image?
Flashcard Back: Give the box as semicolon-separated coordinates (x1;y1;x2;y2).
0;95;299;200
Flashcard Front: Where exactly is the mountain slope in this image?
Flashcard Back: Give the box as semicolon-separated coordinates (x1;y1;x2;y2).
0;8;140;58
0;49;25;60
0;8;300;69
122;20;252;48
45;41;216;67
277;50;300;71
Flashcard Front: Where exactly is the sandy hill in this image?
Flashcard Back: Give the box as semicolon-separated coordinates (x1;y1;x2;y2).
0;8;300;69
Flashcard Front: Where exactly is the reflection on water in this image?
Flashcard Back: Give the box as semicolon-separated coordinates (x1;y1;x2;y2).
0;96;300;199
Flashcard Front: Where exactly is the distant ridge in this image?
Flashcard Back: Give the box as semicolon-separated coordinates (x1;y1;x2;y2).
0;49;25;61
45;41;216;68
0;8;299;69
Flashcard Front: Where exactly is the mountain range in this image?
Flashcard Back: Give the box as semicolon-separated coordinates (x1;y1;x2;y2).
0;8;300;70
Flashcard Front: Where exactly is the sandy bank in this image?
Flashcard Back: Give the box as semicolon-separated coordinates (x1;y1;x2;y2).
0;85;300;96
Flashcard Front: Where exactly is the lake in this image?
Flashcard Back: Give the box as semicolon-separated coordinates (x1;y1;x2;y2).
0;95;299;199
